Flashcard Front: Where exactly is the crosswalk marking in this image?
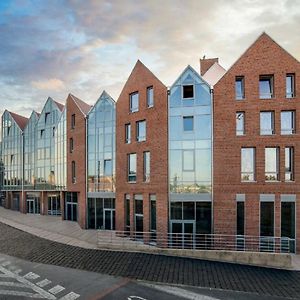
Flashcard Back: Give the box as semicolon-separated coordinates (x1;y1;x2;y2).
0;281;27;288
59;291;80;300
23;272;40;280
37;279;52;288
49;284;65;295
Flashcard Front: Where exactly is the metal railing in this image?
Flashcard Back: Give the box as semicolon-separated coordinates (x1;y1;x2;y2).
97;230;295;254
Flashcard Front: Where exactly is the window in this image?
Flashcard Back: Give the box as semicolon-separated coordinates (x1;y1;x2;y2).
7;126;11;136
125;195;130;230
147;86;154;107
150;195;156;232
265;147;279;181
143;151;150;182
237;201;244;236
182;85;194;99
241;148;255;181
128;153;137;182
286;74;295;98
45;112;50;124
183;116;194;131
72;161;76;183
236;112;245;135
70;138;74;153
10;155;14;164
130;92;139;112
285;147;294;181
134;195;143;232
259;75;274;99
104;159;112;176
40;129;45;138
125;124;131;144
183;150;194;171
281;111;295;135
260;111;274;135
281;201;295;252
260;201;274;236
52;127;55;137
235;76;245;100
71;114;75;129
136;120;146;142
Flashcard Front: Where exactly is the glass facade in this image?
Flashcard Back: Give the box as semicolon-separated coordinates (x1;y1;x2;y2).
169;66;212;194
36;98;63;190
87;92;116;193
1;111;24;190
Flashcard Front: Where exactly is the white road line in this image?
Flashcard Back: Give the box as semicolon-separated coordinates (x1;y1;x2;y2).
0;281;27;288
0;265;56;300
0;274;9;278
59;292;80;300
37;279;52;288
141;283;221;300
0;289;43;298
24;272;40;280
49;285;65;295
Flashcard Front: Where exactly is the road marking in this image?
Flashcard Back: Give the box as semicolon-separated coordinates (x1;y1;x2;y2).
59;291;80;300
141;283;221;300
0;281;27;288
128;297;147;300
37;279;52;287
0;289;44;298
24;272;40;280
1;261;10;266
49;285;65;295
14;269;22;274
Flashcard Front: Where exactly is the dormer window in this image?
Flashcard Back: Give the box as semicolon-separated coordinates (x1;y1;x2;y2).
182;85;194;99
45;112;50;124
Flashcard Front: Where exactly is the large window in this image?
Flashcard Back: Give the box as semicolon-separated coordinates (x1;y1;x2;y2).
260;111;274;135
104;159;112;176
260;201;274;237
259;75;274;99
125;195;130;231
147;86;154;107
143;151;150;182
286;74;295;98
182;85;194;99
236;112;245;136
281;111;295;135
183;150;194;171
285;147;294;181
71;114;75;129
130;92;139;112
281;201;295;253
150;195;156;233
71;161;76;183
265;147;279;181
235;76;245;100
134;195;143;232
136;120;146;142
183;116;194;131
125;123;131;144
237;201;245;236
241;148;255;181
128;153;137;182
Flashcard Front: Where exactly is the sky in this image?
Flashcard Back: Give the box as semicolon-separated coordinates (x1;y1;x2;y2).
0;0;300;119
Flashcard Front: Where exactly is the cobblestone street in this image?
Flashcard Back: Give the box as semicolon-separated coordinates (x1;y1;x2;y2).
0;222;300;299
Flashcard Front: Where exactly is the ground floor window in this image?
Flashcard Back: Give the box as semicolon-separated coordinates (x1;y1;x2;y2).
48;195;61;216
88;198;115;230
236;201;245;250
260;201;274;251
125;195;130;231
65;192;78;221
12;193;20;211
281;201;295;253
150;195;156;240
170;201;211;249
135;195;143;233
26;193;40;214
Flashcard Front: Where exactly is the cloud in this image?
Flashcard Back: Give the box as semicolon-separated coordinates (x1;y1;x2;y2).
31;78;65;90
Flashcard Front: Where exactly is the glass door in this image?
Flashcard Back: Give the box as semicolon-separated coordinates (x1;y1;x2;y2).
48;196;61;216
104;209;116;230
171;221;195;249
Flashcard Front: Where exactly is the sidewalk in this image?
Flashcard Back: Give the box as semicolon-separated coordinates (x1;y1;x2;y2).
0;206;97;249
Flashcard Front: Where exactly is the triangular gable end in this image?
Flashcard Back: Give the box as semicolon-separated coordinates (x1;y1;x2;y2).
88;90;115;116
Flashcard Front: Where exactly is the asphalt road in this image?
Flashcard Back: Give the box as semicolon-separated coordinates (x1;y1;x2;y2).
0;253;292;300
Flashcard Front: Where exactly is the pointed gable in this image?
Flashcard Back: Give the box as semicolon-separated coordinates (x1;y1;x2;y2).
69;93;92;116
9;111;28;131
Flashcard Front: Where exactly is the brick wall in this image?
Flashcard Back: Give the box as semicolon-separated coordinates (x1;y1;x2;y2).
213;33;300;251
116;60;168;236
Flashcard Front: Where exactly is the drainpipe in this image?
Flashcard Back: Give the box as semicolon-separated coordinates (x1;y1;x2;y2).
85;116;88;229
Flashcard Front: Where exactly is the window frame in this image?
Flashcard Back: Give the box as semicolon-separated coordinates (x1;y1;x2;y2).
235;76;245;100
259;75;274;99
260;111;275;135
125;123;131;144
183;116;194;132
128;153;137;182
182;149;195;172
236;112;245;136
72;160;76;184
281;110;295;135
147;86;154;108
143;151;150;182
241;147;255;182
71;114;76;129
286;73;295;98
265;147;279;181
70;137;74;153
182;84;194;99
129;92;139;113
285;147;294;182
136;120;146;142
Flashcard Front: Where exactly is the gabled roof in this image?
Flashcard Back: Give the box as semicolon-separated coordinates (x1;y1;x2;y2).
53;100;64;111
202;62;226;86
9;111;28;131
170;65;211;90
69;93;92;116
89;90;115;115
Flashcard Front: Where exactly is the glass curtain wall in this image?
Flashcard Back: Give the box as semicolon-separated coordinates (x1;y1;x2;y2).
1;111;24;190
24;112;39;189
36;98;62;190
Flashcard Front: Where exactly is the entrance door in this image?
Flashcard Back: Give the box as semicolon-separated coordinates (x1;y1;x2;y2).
48;196;61;216
27;199;34;214
27;198;40;214
171;221;195;249
66;203;77;221
104;209;115;230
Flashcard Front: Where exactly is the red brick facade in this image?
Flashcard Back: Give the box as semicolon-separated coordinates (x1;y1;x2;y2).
213;33;300;251
116;60;168;237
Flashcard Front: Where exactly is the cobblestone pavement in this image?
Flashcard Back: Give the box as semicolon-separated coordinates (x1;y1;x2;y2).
0;222;300;299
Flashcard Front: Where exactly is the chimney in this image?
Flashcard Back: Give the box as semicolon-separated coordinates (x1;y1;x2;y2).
200;57;219;76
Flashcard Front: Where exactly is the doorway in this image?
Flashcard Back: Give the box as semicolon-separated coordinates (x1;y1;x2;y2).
26;194;40;214
171;221;195;249
104;209;115;230
48;195;61;216
65;192;78;221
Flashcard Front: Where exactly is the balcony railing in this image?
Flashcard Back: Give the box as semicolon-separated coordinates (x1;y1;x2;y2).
97;231;295;254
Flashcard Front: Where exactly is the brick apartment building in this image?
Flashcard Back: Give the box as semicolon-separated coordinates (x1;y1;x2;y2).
115;60;168;237
1;32;299;253
214;33;300;252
